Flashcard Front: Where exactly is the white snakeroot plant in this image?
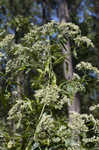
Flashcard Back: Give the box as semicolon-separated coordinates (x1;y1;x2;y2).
0;21;99;150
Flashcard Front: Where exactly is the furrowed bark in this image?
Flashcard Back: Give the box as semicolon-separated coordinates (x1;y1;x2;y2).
17;72;24;99
58;0;80;117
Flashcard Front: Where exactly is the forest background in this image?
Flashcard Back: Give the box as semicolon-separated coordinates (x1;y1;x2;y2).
0;0;99;150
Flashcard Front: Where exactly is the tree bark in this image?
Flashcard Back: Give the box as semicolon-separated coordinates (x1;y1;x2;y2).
42;0;51;24
42;0;47;24
58;0;80;117
17;72;24;99
47;0;51;22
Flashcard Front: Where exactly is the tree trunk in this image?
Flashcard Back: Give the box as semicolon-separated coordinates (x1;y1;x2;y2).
42;0;51;24
42;0;47;24
58;0;80;117
46;0;51;22
17;72;24;100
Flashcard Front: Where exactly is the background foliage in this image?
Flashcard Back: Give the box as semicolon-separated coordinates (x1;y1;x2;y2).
0;0;99;150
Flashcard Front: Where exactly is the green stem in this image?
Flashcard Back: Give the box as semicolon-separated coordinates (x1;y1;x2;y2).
38;103;46;122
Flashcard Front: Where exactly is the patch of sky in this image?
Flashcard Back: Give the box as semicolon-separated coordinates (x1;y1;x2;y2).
31;1;42;24
78;11;84;23
34;16;42;24
89;72;97;79
89;3;94;8
86;9;97;17
77;0;86;23
51;9;59;22
7;26;15;34
0;14;7;28
77;0;98;23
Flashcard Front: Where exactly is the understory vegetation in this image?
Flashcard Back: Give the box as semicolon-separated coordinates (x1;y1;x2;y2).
0;21;99;150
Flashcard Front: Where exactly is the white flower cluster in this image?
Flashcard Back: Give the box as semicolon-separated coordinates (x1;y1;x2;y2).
90;104;99;111
34;113;55;143
74;36;94;47
35;85;68;110
0;34;14;48
76;61;99;80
